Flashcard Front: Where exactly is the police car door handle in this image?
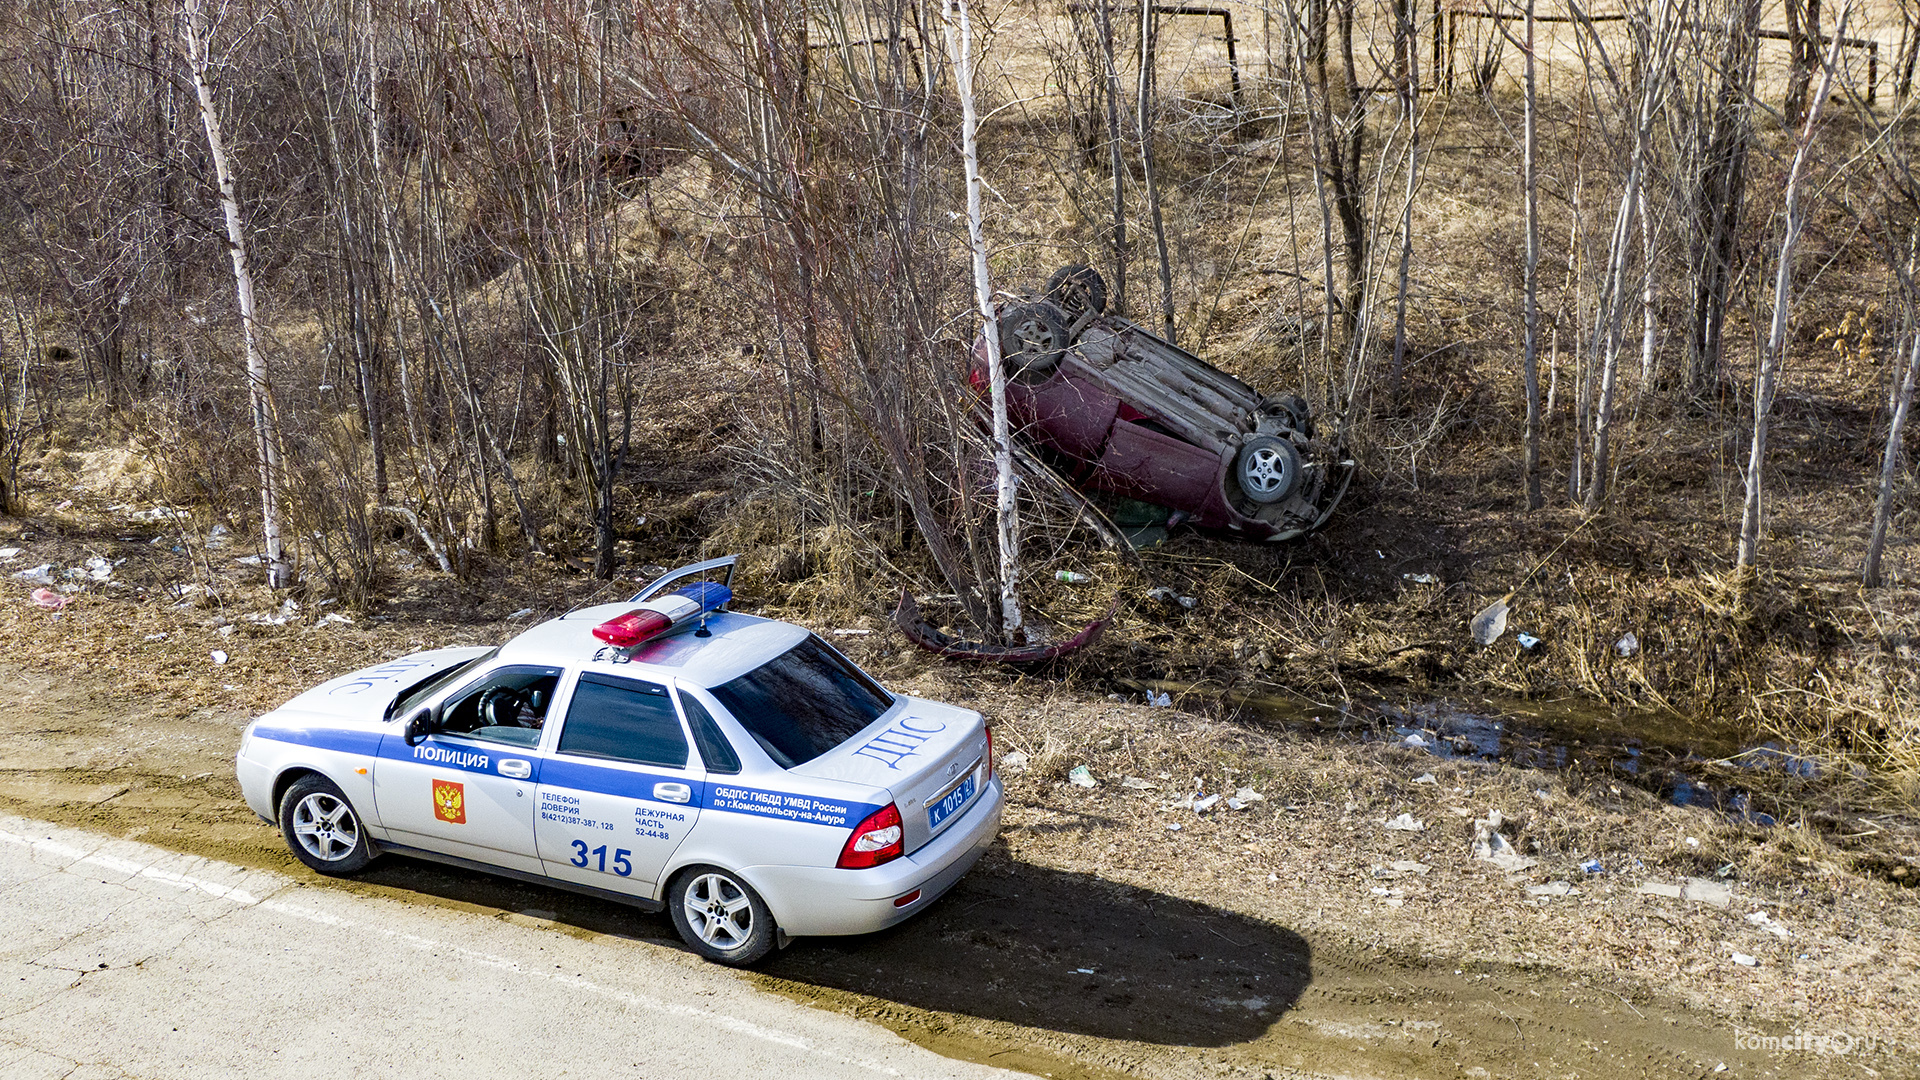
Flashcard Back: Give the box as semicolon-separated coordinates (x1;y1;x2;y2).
499;759;532;780
653;782;691;804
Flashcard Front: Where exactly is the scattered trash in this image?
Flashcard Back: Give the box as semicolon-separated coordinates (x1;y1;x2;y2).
0;547;19;560
1401;573;1439;585
127;506;188;523
1472;810;1539;872
1615;632;1640;658
1470;597;1511;646
507;608;535;620
143;633;168;642
1412;772;1437;785
1146;586;1198;609
53;499;71;510
217;624;236;636
1074;968;1095;975
1120;776;1157;790
1716;862;1736;878
235;555;263;567
1527;881;1576;897
1730;952;1758;967
1579;858;1605;874
1682;878;1733;908
29;588;68;610
1166;823;1183;831
207;524;232;549
1000;751;1029;773
1746;911;1791;939
831;628;871;636
210;650;229;665
1224;787;1263;810
1147;691;1173;708
1384;813;1424;832
322;613;352;625
1391;861;1431;875
1067;765;1098;788
1370;886;1392;897
85;556;112;582
1515;632;1542;650
1404;733;1430;748
1685;836;1700;847
1193;793;1222;813
1637;882;1684;899
13;563;54;585
1054;570;1090;584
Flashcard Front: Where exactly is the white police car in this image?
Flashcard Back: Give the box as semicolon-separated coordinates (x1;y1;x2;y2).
234;557;1002;965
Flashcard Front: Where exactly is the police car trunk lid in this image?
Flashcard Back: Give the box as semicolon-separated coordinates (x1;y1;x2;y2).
792;697;990;854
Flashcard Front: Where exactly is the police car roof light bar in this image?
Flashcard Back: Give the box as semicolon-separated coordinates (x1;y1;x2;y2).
593;582;735;650
629;555;738;605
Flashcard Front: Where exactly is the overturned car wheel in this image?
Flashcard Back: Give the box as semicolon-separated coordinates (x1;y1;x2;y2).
998;301;1070;379
1046;264;1108;318
1235;435;1302;505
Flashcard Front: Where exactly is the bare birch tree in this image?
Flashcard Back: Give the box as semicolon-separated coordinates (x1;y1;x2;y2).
181;0;290;588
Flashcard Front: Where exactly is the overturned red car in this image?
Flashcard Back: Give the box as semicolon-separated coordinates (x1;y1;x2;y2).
969;266;1351;542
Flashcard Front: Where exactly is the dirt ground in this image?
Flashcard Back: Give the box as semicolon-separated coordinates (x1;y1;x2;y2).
1;511;1914;1080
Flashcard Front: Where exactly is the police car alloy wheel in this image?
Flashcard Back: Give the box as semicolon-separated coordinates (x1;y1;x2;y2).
279;774;377;875
669;866;776;966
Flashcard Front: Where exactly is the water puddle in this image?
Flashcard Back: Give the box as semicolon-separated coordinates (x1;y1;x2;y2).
1155;682;1837;827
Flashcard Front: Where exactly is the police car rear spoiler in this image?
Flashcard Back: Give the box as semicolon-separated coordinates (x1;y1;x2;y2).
629;555;738;605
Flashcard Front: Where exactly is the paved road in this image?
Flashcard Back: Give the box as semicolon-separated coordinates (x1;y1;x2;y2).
0;814;1021;1080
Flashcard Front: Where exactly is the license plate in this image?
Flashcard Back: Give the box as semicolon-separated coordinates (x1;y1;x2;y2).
927;772;976;831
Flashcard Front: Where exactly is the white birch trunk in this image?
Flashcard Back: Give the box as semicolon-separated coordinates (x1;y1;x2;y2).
1864;323;1920;585
1522;0;1543;510
182;0;289;589
942;0;1024;639
1738;15;1848;570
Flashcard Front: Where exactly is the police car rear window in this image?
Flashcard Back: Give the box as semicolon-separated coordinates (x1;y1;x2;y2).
709;635;893;768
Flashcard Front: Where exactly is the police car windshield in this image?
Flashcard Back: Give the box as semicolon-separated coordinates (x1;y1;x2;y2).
386;649;498;720
710;635;893;768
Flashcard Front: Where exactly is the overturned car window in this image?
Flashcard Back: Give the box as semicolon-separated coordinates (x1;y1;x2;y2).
710;635;893;768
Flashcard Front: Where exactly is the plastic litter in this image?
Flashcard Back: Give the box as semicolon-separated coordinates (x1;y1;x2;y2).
0;547;19;560
143;633;168;642
1404;733;1430;748
1370;886;1392;897
1472;810;1539;872
508;608;535;620
85;556;113;582
235;555;263;567
1067;765;1097;788
1682;878;1733;908
1193;793;1222;813
1730;952;1758;967
1580;858;1604;874
1120;776;1156;790
1000;751;1029;773
1413;773;1438;785
1390;860;1431;875
1470;598;1510;645
1515;632;1542;650
1166;823;1183;831
13;563;54;586
29;588;68;610
1233;786;1264;803
1384;813;1424;832
831;628;871;636
322;613;352;625
1054;570;1090;584
210;650;229;665
1615;632;1640;657
1527;881;1576;897
1637;882;1683;899
1745;910;1790;939
1685;836;1700;847
1401;573;1439;585
1147;586;1199;609
1147;691;1173;707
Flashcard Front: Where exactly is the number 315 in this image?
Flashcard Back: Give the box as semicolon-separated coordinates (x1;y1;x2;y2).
570;839;632;876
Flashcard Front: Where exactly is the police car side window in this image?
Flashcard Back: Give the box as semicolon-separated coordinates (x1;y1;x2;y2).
440;666;562;747
679;691;740;775
557;674;689;768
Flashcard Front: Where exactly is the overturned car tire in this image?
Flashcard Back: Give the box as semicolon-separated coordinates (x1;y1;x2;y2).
1235;434;1302;505
1045;264;1109;318
998;301;1070;379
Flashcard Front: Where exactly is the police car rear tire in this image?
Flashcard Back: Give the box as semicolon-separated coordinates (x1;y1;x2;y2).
279;774;377;876
668;865;777;966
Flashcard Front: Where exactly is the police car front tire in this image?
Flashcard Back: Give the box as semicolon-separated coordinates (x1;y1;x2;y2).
668;866;776;966
279;774;377;875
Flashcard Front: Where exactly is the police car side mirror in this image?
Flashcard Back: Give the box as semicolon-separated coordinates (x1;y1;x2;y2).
403;708;438;747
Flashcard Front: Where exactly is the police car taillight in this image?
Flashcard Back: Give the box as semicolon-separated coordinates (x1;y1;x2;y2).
837;803;904;869
592;582;733;649
985;727;995;782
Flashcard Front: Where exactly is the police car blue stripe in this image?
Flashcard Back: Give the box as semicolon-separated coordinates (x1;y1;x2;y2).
254;726;881;829
252;726;384;757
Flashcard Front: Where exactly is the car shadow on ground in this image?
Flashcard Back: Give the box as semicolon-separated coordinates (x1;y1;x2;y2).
352;843;1309;1048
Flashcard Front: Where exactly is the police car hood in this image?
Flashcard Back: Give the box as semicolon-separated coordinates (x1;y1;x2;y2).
269;646;493;723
